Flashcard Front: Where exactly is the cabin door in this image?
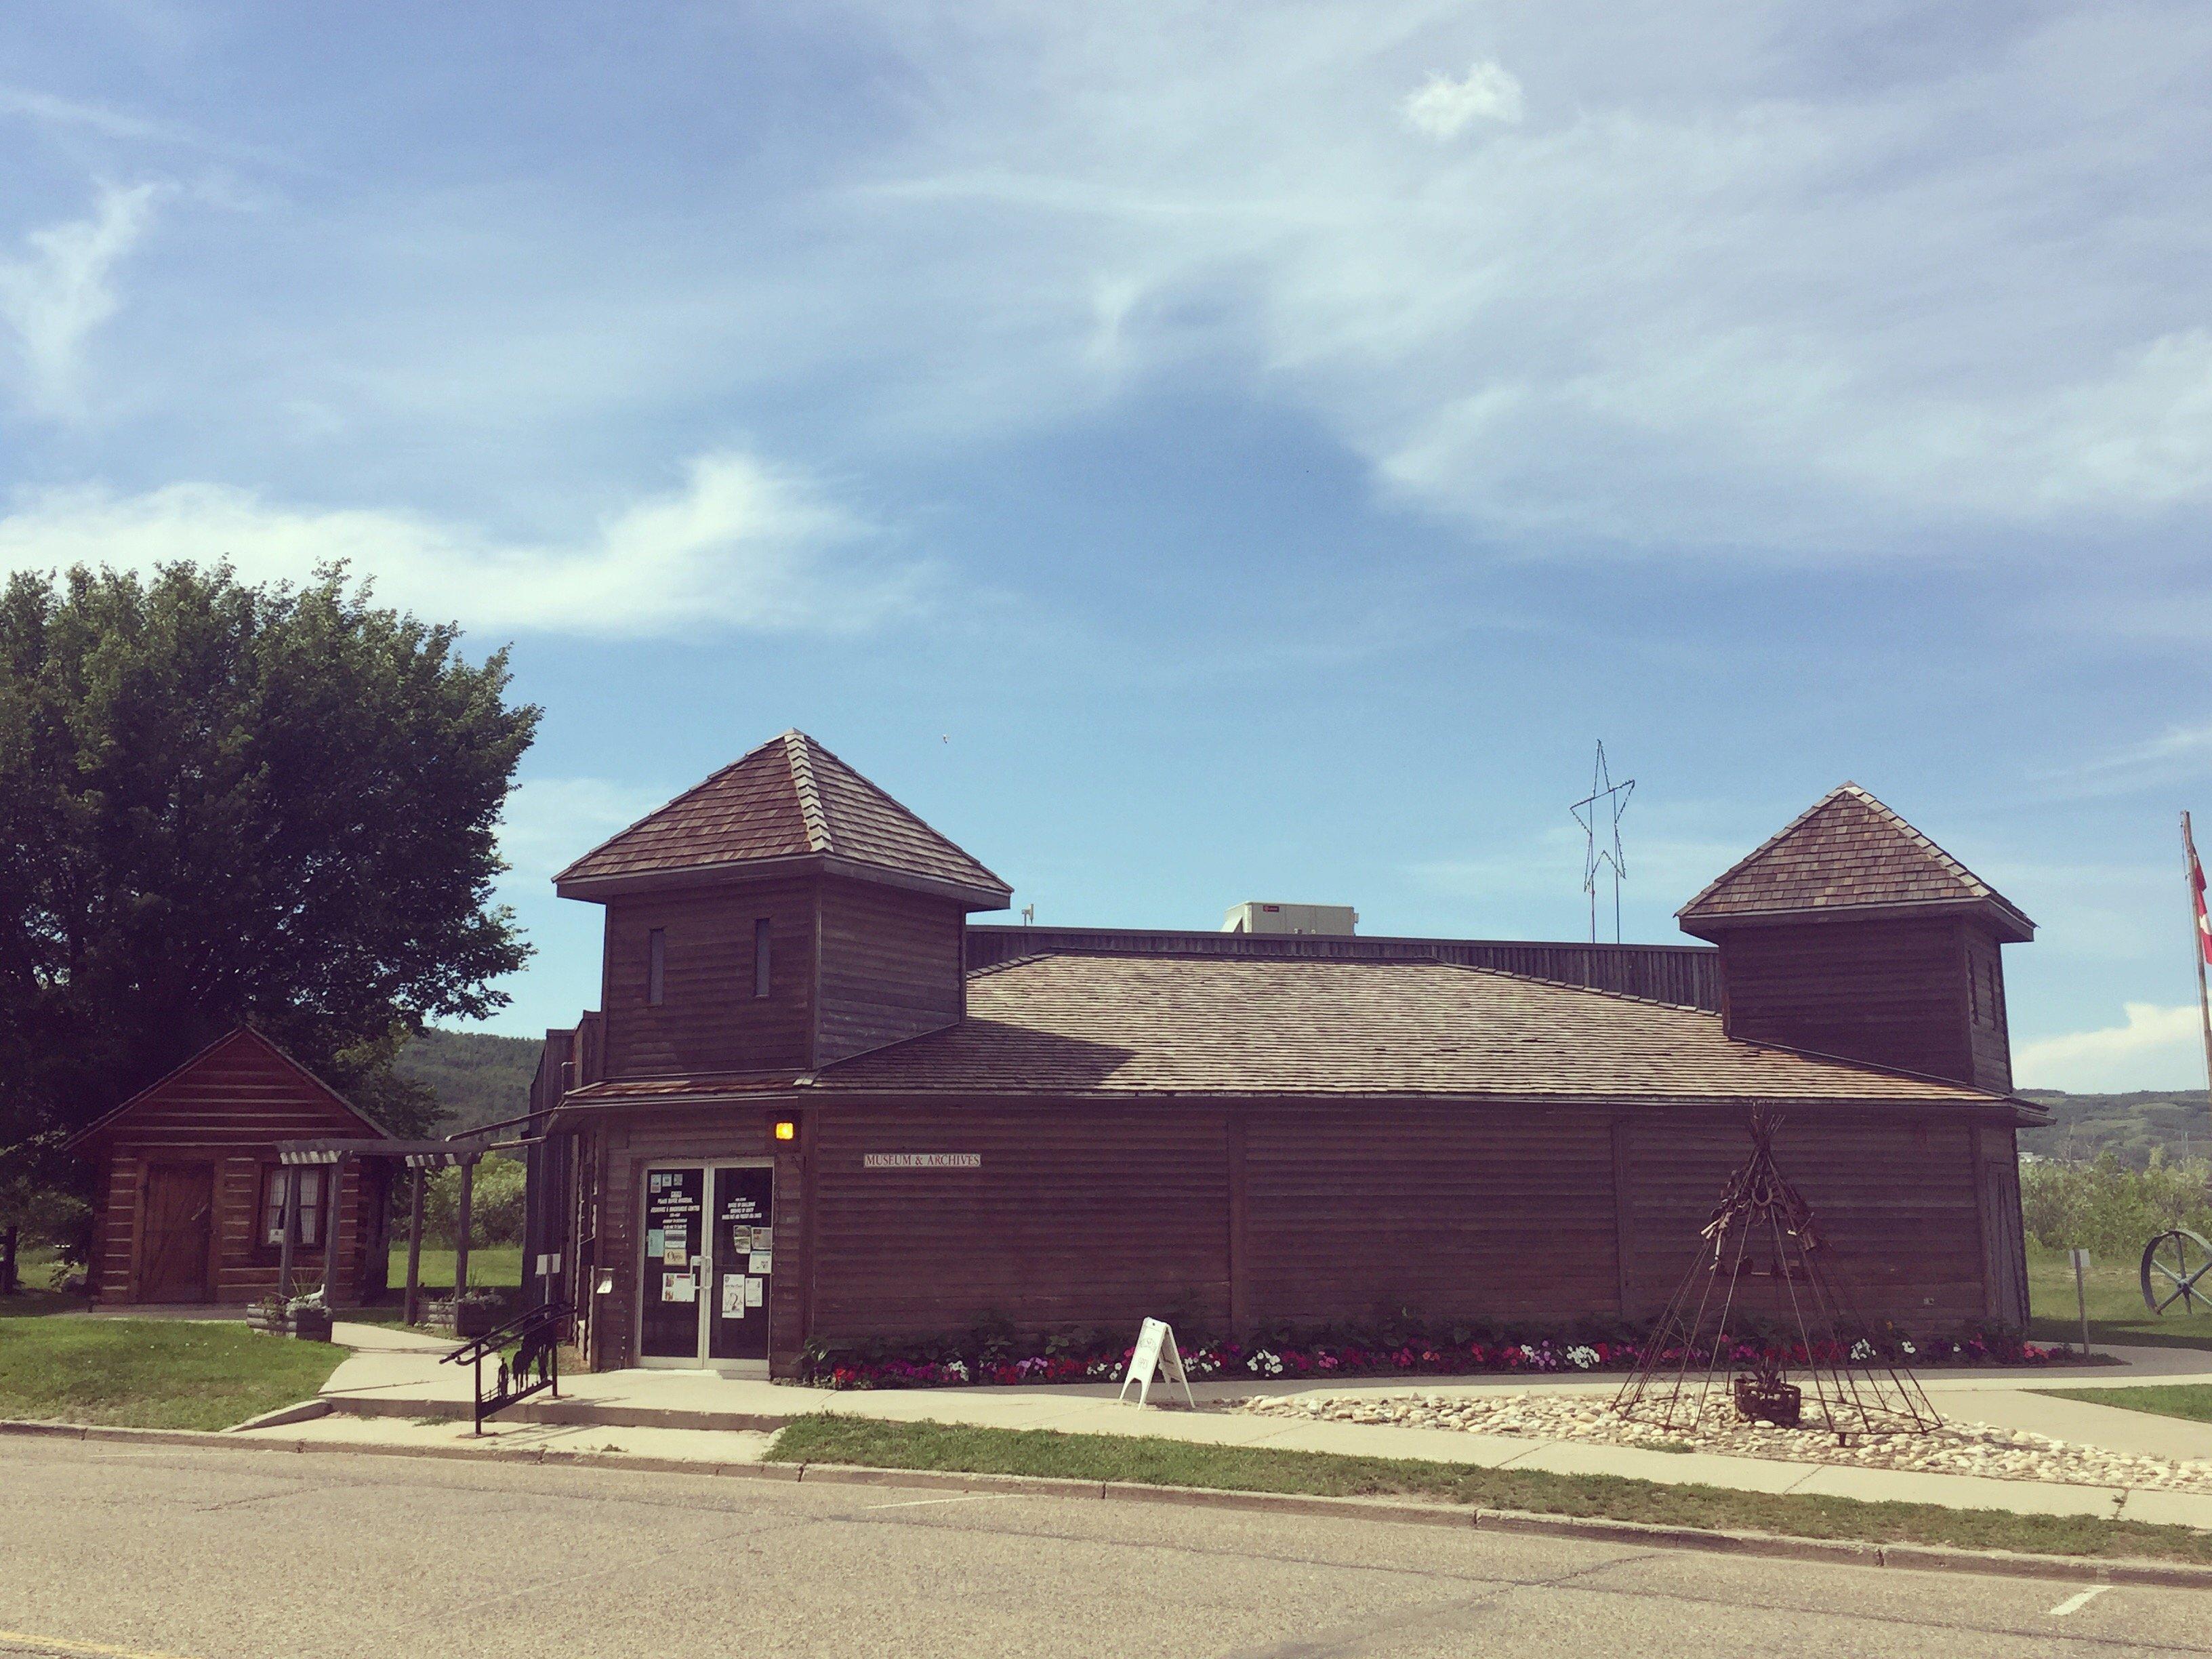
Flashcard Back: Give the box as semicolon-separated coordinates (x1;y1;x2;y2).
637;1162;775;1373
139;1166;214;1303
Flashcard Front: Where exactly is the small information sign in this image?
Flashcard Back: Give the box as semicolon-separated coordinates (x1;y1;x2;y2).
1117;1317;1195;1410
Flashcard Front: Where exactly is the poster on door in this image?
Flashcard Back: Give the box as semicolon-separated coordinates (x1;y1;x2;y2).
708;1166;775;1364
639;1168;706;1359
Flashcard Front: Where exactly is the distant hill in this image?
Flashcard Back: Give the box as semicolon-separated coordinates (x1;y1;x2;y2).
392;1027;543;1132
2020;1089;2212;1165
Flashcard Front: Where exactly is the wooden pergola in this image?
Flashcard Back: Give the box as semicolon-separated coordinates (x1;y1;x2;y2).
273;1136;492;1325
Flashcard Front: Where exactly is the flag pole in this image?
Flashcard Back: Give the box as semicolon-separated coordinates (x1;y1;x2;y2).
2188;812;2212;1119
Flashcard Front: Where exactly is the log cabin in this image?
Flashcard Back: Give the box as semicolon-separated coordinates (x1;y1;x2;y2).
66;1027;394;1308
523;734;2044;1378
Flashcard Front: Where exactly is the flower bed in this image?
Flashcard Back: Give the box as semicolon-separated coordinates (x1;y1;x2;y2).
794;1322;2067;1391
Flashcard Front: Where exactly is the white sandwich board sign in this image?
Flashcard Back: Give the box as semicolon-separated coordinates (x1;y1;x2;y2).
1117;1317;1195;1409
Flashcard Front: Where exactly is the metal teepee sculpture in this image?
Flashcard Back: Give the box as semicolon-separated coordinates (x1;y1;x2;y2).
1614;1106;1940;1439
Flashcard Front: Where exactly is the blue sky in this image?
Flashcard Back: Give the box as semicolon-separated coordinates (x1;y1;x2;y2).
2;3;2209;1090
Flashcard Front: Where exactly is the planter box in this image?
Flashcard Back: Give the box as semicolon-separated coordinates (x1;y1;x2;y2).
292;1307;333;1343
247;1307;289;1336
452;1300;502;1340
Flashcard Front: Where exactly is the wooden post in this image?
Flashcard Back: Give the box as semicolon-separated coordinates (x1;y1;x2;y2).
2072;1248;2095;1357
403;1164;425;1328
454;1156;474;1300
321;1155;345;1308
1;1224;17;1297
277;1165;301;1301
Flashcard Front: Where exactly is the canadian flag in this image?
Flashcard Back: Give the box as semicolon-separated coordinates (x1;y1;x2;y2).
2192;815;2212;966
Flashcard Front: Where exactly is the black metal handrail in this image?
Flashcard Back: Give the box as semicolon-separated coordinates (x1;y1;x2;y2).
441;1301;573;1434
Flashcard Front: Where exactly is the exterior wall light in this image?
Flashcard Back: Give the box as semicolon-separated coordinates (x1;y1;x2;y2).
773;1119;798;1143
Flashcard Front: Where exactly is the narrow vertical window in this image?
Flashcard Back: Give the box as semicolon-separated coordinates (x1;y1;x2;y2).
647;928;665;1006
754;918;772;999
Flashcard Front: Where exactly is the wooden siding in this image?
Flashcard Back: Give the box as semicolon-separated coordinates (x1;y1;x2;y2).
82;1031;386;1305
815;879;966;1065
966;926;1723;1011
600;880;818;1077
1618;1109;1992;1326
807;1107;1233;1342
562;1097;2017;1376
1244;1107;1620;1326
1962;922;2015;1094
1717;917;1982;1086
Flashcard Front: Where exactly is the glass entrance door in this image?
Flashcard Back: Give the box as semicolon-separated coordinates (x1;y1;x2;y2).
707;1165;774;1371
638;1162;774;1371
638;1167;705;1361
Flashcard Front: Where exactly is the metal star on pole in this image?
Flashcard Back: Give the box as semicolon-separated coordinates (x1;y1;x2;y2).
1571;741;1635;944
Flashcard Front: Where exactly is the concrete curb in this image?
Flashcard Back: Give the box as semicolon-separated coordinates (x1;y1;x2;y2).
7;1418;2212;1591
325;1395;794;1433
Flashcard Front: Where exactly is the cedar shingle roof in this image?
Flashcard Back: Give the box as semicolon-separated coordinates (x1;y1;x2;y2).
1677;784;2032;941
781;953;2009;1104
554;732;1010;905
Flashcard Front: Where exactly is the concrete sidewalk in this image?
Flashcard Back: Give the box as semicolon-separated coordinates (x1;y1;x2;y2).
269;1325;2212;1530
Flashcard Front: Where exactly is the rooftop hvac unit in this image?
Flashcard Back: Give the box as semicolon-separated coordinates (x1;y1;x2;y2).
1222;902;1358;937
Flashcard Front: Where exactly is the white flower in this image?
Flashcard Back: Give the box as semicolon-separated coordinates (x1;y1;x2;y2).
1567;1345;1599;1370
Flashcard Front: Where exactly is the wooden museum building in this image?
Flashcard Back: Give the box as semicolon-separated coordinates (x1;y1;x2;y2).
520;733;2043;1378
66;1028;396;1308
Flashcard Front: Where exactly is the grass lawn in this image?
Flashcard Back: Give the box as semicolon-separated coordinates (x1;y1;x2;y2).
0;1317;345;1431
2039;1384;2212;1425
385;1245;522;1289
769;1416;2212;1565
2026;1240;2212;1352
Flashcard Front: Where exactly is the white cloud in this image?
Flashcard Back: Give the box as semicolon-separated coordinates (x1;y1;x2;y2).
0;180;158;417
0;87;182;146
1401;61;1523;139
2015;1003;2208;1092
2032;720;2212;801
0;451;931;638
498;777;670;882
830;1;2212;553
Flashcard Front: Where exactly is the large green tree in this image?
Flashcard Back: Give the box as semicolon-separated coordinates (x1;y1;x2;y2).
0;562;540;1204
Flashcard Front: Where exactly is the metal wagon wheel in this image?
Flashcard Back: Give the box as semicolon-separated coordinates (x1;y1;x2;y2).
2141;1229;2212;1315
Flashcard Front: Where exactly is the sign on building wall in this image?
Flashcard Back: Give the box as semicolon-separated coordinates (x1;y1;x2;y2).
863;1153;982;1169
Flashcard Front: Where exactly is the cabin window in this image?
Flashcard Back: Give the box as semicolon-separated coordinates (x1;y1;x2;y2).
258;1167;324;1251
754;918;772;998
647;928;666;1006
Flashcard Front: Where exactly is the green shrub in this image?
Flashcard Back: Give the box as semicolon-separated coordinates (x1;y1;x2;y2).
2021;1151;2212;1261
413;1155;526;1248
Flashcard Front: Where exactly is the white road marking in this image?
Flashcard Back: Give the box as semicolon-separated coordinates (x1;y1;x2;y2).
2046;1584;2111;1617
863;1492;1004;1511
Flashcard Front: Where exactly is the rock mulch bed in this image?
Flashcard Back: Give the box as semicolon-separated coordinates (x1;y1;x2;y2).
1238;1389;2212;1493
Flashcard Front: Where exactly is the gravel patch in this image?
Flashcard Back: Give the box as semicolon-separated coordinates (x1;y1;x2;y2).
1238;1390;2212;1492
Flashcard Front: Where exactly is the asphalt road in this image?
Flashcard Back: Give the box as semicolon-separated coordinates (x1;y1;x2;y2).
2;1439;2209;1658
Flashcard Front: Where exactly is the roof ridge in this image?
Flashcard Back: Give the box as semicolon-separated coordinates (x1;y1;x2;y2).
802;735;1012;895
552;731;794;885
1677;783;1857;918
1677;781;2024;926
1838;783;1992;899
966;951;1054;979
782;731;834;855
1429;958;1709;1015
